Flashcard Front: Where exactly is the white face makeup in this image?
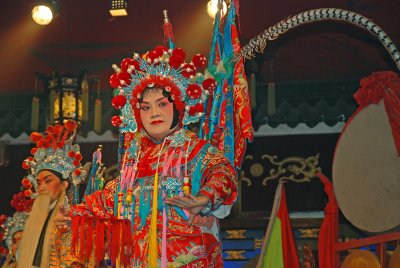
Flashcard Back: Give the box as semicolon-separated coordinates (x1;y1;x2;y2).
139;88;175;141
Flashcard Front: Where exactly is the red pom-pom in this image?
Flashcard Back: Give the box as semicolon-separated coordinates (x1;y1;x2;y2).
120;58;141;72
46;126;55;134
74;169;81;176
30;132;42;142
45;135;53;142
202;78;217;92
192;54;207;69
37;139;49;148
172;48;186;60
111;115;123;127
30;148;37;155
109;73;120;88
22;178;31;189
74;153;82;161
118;72;131;86
0;214;7;225
22;161;30;170
24;189;32;198
154;45;168;56
180;63;196;78
186;84;202;99
27;156;34;162
73;159;80;167
146;50;160;63
169;48;186;69
64;120;77;132
68;151;76;158
188;103;204;116
111;95;127;109
169;54;185;69
54;124;64;134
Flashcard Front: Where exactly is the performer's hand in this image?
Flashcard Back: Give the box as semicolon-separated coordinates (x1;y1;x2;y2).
54;204;72;233
165;193;210;226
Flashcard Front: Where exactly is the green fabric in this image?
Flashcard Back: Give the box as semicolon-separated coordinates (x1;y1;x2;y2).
262;217;284;268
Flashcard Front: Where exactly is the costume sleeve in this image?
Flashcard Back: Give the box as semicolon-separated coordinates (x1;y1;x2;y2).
196;145;238;215
69;179;124;266
71;179;117;218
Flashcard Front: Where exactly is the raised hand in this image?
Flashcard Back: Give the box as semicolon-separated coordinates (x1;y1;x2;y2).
54;203;72;233
165;193;210;226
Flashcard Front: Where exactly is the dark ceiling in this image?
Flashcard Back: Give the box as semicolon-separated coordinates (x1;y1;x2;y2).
0;0;399;93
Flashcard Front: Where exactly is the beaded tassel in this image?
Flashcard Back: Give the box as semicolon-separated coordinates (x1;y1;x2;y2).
183;176;190;194
148;172;159;267
117;192;123;219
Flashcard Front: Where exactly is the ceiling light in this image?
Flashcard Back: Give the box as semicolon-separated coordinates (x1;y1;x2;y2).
109;0;128;17
207;0;227;19
32;0;60;25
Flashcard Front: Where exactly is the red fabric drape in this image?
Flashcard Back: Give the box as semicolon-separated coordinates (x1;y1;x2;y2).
317;172;339;268
353;71;400;155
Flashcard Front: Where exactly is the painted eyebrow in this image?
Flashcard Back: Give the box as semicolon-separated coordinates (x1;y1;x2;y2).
141;97;168;105
38;174;54;181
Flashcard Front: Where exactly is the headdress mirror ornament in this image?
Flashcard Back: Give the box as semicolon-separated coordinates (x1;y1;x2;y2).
22;120;86;194
109;45;217;132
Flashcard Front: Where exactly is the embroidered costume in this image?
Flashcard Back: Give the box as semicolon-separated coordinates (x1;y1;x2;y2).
66;26;238;266
72;129;237;267
17;121;88;268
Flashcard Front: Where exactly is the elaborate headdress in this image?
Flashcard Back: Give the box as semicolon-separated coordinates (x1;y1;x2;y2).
0;192;33;253
109;45;217;132
21;120;85;196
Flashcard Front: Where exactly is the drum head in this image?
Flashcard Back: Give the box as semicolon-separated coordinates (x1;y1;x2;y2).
333;101;400;232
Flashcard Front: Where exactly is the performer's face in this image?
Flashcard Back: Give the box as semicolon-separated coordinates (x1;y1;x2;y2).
37;170;67;203
11;230;22;255
139;87;175;141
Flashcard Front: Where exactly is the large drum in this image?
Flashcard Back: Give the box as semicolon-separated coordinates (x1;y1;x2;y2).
333;99;400;233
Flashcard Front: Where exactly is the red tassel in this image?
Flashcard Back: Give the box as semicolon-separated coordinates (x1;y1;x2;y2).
85;217;94;260
163;22;175;45
71;216;81;257
121;220;133;266
79;217;86;262
110;220;121;265
95;220;105;265
106;220;113;262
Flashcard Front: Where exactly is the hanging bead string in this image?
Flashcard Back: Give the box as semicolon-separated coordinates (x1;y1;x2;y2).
183;139;192;194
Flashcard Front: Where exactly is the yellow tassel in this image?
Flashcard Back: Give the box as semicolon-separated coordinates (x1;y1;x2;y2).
117;192;123;219
125;188;133;204
148;172;159;267
183;177;190;194
94;98;102;133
